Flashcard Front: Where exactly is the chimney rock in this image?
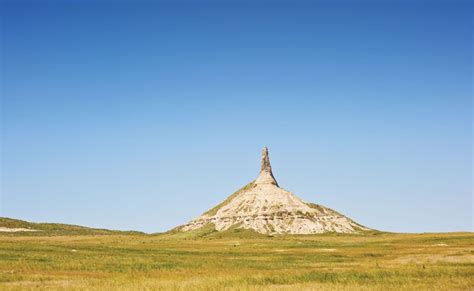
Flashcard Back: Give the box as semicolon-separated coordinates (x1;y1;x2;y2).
255;147;279;186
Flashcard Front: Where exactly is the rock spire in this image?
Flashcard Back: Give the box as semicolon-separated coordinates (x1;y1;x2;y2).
176;147;370;235
255;147;279;186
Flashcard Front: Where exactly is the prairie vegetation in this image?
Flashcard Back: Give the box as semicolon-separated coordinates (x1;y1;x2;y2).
0;219;472;290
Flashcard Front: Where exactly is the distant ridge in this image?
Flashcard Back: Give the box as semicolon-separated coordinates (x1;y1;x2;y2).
0;217;143;235
176;147;370;235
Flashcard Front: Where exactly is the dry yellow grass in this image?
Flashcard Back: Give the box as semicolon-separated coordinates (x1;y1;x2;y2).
0;229;472;290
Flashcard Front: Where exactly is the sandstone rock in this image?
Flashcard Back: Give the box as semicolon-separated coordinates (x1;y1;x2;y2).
177;147;370;235
255;146;278;186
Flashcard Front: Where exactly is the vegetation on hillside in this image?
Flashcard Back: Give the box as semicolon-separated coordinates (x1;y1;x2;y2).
0;217;143;236
306;203;370;231
202;181;257;217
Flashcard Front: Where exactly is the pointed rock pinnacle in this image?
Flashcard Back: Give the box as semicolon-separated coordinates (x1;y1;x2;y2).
260;146;272;173
255;146;279;186
178;146;371;234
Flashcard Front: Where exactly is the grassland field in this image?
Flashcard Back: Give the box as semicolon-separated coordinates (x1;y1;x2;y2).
0;218;472;290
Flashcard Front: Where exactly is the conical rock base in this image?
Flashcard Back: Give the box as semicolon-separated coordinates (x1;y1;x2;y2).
176;147;369;235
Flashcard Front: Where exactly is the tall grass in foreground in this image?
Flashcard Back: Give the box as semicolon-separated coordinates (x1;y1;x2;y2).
0;230;472;290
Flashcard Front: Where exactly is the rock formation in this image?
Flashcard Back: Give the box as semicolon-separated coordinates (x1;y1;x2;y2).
177;147;369;235
255;147;278;186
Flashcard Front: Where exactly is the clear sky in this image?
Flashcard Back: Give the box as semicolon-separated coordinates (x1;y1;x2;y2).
1;0;472;233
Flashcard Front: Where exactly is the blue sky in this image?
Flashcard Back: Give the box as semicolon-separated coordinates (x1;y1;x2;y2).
1;1;472;233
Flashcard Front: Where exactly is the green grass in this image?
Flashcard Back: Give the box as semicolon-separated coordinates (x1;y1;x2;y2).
0;220;472;290
0;217;143;236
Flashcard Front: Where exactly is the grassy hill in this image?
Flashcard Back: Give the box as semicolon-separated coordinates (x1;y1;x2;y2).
0;218;472;290
0;217;143;236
